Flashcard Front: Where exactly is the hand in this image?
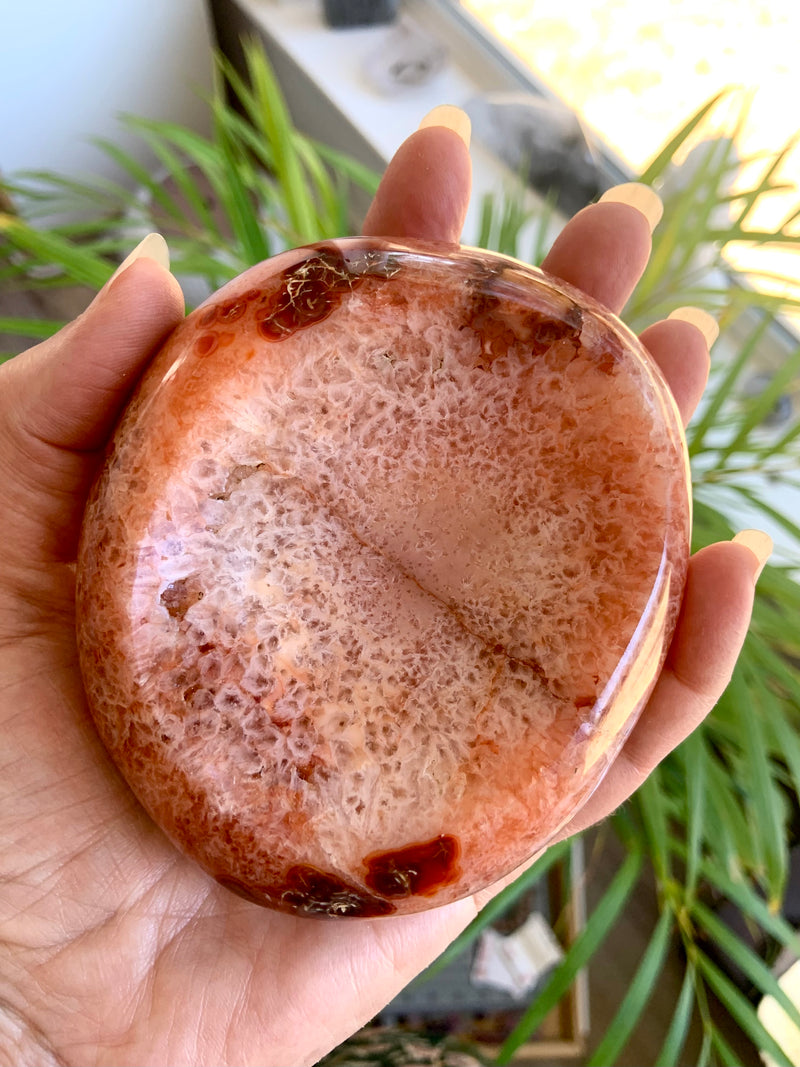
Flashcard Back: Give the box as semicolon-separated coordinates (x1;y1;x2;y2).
0;114;763;1067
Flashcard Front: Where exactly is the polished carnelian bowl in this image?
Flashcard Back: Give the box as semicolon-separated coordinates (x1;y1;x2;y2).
77;239;691;917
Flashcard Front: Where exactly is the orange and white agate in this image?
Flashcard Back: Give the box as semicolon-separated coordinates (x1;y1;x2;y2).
76;239;691;917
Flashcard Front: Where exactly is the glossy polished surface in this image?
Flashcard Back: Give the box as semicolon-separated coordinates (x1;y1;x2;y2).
77;239;691;917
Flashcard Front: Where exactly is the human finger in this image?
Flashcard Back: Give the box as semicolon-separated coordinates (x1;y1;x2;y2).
362;106;472;244
542;183;662;313
558;534;770;837
0;238;183;565
1;238;183;454
639;308;717;426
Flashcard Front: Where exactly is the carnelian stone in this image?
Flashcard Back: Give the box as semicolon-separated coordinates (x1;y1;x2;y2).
76;239;691;917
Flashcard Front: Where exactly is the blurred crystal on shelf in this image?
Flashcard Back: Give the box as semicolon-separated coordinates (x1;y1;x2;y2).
471;912;565;998
363;20;448;95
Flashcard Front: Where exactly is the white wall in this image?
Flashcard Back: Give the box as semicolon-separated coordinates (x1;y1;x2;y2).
0;0;214;182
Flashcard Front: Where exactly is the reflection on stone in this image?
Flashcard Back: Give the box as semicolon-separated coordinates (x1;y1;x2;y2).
76;238;691;916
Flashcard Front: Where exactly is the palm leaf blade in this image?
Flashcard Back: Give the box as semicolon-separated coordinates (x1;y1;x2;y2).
585;907;674;1066
496;843;644;1063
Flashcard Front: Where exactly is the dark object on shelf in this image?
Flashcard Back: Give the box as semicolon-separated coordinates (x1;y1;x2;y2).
465;93;610;216
323;0;399;29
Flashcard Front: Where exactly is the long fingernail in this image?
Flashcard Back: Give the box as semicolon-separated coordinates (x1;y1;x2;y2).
668;306;720;348
732;529;773;581
418;105;471;148
108;232;170;284
599;182;663;233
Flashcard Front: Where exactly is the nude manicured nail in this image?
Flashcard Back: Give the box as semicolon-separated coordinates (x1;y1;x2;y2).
109;232;171;284
668;306;720;348
418;105;471;148
732;529;773;581
599;182;664;233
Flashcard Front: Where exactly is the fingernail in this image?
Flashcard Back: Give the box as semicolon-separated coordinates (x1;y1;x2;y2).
108;232;170;284
668;306;720;348
599;182;664;233
418;105;471;149
732;529;773;581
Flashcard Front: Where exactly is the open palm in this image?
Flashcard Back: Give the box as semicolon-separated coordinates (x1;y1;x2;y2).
0;122;760;1066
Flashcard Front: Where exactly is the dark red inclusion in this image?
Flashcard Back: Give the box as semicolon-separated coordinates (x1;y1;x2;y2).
282;864;396;917
257;245;360;341
466;286;583;368
217;299;247;324
216;866;395;917
364;835;461;898
526;311;582;356
215;839;461;917
215;875;273;908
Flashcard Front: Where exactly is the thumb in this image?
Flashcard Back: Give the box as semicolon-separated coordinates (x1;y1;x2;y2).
2;247;184;454
0;246;184;567
362;118;472;245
